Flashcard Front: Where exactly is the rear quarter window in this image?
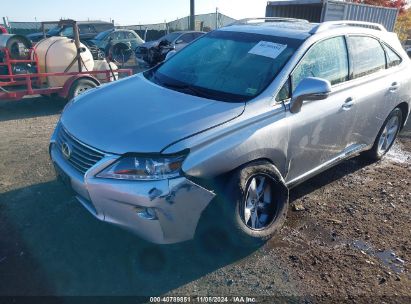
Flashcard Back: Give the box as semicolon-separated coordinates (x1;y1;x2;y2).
383;44;402;68
347;36;386;79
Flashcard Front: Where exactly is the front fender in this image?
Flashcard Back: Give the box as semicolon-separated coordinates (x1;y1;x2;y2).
164;103;290;181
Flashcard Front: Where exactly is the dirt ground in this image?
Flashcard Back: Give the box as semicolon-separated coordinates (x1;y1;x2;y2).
0;96;410;302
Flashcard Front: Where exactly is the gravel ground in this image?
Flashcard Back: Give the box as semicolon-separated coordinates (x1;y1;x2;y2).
0;96;410;302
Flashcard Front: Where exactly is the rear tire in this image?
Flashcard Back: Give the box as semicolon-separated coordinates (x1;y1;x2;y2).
363;108;403;161
67;78;98;101
217;161;289;247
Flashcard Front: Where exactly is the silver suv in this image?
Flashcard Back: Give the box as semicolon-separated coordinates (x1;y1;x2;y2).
50;18;411;245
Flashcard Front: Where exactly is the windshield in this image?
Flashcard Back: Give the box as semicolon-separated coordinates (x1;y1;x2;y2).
47;26;61;35
94;30;111;41
147;31;302;102
60;26;73;37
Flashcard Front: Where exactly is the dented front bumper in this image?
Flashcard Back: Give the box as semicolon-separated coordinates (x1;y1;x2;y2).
49;141;215;244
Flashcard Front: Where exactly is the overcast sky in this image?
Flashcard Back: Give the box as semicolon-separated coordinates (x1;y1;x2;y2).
2;0;269;25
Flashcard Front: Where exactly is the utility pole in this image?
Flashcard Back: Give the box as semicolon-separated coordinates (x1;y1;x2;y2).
190;0;195;31
215;7;218;29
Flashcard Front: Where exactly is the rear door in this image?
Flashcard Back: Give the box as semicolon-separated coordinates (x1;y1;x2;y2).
345;35;401;147
284;36;358;184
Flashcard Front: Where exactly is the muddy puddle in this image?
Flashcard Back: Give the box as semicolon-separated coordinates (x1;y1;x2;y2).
352;240;406;274
386;143;411;164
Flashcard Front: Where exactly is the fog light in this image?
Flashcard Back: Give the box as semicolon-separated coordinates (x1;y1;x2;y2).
136;207;157;220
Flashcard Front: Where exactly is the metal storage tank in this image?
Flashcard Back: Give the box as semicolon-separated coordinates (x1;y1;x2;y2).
266;0;399;31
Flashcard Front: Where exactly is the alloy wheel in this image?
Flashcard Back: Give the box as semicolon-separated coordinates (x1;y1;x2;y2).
377;115;400;155
242;174;277;230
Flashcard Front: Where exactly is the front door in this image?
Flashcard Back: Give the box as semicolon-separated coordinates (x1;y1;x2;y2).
284;36;358;184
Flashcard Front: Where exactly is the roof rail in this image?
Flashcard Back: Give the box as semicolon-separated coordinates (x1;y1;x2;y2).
229;17;309;26
310;21;387;34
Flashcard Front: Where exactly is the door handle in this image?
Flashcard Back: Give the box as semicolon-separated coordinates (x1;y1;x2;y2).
342;97;354;110
389;82;400;92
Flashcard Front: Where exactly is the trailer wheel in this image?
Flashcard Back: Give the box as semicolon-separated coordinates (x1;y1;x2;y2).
68;78;98;101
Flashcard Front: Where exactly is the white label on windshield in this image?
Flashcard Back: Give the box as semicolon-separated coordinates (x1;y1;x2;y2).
248;41;287;59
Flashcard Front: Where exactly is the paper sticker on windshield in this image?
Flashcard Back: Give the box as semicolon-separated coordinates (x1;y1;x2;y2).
248;41;287;59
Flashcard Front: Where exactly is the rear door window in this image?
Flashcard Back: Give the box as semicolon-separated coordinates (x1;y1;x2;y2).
193;32;204;39
179;33;195;43
347;36;386;79
291;36;349;91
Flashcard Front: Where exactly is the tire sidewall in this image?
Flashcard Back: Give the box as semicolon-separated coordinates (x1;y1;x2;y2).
375;108;403;159
220;161;289;245
68;79;98;101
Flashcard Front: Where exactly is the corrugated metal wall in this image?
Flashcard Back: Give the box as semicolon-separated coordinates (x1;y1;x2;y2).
265;3;323;22
266;0;398;32
324;1;398;31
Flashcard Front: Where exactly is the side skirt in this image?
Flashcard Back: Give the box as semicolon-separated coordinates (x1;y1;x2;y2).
286;143;369;189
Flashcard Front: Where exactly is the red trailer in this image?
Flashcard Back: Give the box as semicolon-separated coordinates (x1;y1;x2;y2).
0;25;7;34
0;20;133;101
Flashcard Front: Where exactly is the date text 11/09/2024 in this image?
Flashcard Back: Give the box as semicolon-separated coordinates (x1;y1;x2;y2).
149;296;257;303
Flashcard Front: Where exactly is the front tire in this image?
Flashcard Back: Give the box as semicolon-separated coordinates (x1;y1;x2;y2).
219;161;289;246
364;108;403;161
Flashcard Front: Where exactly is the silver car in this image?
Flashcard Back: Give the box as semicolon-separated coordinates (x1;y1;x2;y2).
50;18;411;245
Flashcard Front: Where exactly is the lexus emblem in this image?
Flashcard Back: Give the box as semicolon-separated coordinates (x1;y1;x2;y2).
61;142;72;160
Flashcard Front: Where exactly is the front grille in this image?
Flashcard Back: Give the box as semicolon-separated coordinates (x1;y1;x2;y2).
56;126;105;174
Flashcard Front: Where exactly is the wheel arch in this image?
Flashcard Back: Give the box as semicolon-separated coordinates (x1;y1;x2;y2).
186;157;288;195
60;75;100;99
396;101;410;129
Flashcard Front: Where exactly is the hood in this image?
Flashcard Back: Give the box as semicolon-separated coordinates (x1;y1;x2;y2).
61;74;245;154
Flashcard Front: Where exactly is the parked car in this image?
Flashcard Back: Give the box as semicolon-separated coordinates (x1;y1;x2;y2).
87;29;144;60
50;19;410;245
135;31;204;66
26;21;114;43
404;39;411;58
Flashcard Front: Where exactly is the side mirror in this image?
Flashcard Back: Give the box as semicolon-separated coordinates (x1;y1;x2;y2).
290;77;331;114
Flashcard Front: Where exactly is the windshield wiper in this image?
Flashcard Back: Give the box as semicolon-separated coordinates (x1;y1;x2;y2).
158;79;213;99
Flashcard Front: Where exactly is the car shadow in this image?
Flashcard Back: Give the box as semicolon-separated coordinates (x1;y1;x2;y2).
289;156;373;203
0;180;255;296
0;96;66;122
290;120;410;202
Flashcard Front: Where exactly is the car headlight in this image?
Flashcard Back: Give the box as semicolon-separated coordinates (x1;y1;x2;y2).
96;153;187;180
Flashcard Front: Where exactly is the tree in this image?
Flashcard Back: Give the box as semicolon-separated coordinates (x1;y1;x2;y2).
353;0;410;41
352;0;407;14
395;9;411;42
